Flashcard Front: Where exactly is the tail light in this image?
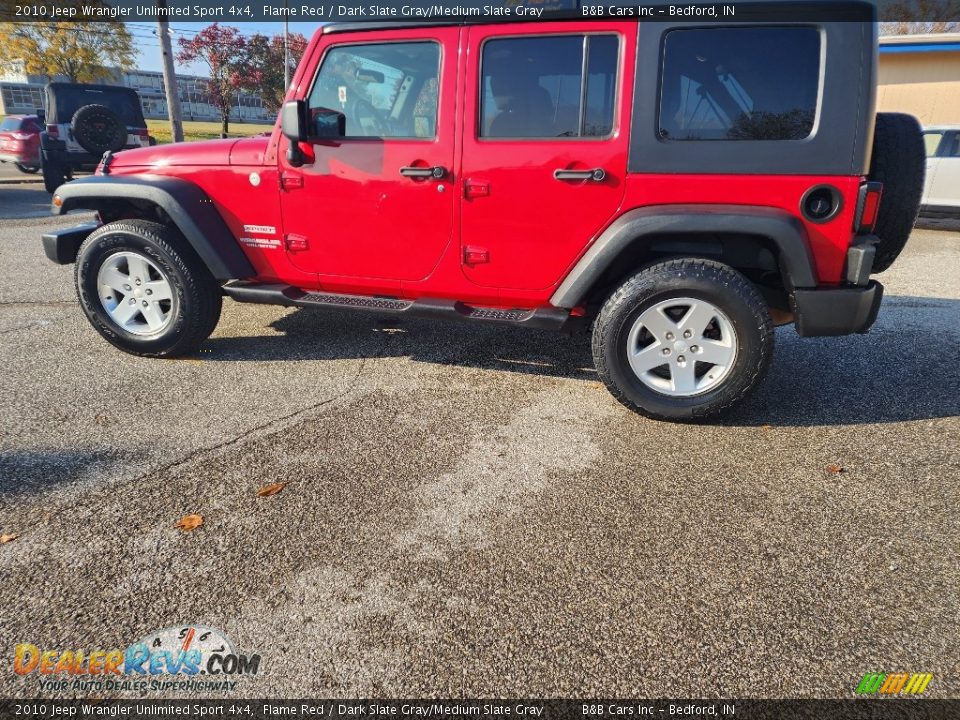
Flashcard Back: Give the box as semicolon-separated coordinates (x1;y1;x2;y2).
46;124;59;138
136;128;149;138
855;181;883;234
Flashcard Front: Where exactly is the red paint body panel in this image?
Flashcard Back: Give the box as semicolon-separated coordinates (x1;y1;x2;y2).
616;174;862;285
105;20;866;307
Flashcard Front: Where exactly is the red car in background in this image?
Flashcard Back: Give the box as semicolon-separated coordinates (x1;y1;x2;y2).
0;115;42;174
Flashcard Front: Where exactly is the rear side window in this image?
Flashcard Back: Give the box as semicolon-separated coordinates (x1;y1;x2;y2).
659;26;821;141
944;133;960;158
480;34;619;139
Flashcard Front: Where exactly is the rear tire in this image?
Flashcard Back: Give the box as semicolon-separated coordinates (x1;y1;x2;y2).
41;155;66;194
75;220;222;357
869;112;925;272
15;163;39;174
592;259;774;421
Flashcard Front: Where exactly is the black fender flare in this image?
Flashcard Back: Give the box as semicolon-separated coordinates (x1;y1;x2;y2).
54;175;255;280
549;204;817;309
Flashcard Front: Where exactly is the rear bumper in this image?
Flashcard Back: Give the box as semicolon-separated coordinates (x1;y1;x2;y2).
42;222;98;264
792;281;883;337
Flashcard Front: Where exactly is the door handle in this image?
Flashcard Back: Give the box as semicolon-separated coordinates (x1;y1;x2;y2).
553;168;606;182
400;165;446;180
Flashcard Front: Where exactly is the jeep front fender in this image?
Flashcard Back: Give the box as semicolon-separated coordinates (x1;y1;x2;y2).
550;204;817;309
53;175;255;280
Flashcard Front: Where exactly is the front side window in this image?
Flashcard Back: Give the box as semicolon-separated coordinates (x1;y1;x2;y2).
480;34;619;139
659;27;821;141
308;41;440;139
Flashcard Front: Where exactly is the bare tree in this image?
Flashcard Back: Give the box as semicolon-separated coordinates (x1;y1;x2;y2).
880;0;960;33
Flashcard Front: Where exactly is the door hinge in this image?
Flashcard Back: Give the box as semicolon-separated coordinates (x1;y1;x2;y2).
280;172;304;190
463;246;490;265
285;233;309;252
464;180;490;199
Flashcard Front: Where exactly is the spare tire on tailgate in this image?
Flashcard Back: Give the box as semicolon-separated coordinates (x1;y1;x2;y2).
72;104;127;156
868;112;925;272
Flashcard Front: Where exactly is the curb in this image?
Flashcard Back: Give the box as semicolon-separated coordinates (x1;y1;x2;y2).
0;178;43;185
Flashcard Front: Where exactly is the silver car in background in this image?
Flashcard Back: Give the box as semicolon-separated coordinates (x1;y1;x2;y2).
922;126;960;217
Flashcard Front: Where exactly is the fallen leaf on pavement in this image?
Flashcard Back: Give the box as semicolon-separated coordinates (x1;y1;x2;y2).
256;482;287;498
174;514;204;531
0;534;18;544
825;463;845;474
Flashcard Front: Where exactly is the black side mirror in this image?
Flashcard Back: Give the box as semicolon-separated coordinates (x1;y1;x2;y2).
281;100;306;143
281;100;307;167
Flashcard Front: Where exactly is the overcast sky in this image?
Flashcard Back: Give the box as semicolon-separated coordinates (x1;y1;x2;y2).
129;22;324;76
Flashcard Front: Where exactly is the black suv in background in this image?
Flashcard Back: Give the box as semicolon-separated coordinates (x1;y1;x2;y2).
40;82;152;193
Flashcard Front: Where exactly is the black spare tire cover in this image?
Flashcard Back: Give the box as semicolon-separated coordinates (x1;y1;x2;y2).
71;104;128;156
868;112;925;273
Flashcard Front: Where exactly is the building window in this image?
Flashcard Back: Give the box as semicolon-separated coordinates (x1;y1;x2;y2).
659;26;821;141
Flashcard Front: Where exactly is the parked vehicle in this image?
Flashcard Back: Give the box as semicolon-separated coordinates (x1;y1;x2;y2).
0;115;42;173
41;4;925;421
921;126;960;217
39;82;151;193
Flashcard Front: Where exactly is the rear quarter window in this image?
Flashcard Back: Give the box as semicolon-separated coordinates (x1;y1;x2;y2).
658;26;821;141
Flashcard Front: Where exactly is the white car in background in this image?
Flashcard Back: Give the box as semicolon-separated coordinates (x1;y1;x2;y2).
921;126;960;217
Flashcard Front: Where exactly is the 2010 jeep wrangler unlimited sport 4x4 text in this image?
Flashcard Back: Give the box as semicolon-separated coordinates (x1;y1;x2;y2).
42;5;926;421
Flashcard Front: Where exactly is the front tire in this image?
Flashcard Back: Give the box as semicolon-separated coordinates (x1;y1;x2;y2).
592;259;774;421
15;162;39;174
75;220;222;357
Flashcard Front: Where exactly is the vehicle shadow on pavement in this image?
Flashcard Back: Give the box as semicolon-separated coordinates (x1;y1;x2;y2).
200;295;958;427
0;449;126;497
203;305;601;382
726;294;960;427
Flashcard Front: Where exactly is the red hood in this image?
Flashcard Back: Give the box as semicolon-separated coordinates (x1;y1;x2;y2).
108;136;270;169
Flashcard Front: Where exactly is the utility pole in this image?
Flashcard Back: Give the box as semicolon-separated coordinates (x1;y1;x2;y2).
284;10;290;90
157;0;184;143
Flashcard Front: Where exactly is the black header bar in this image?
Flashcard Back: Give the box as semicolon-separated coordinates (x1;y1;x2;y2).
0;0;909;24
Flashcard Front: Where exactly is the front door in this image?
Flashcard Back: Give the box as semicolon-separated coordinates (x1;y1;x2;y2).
280;28;460;285
459;23;633;293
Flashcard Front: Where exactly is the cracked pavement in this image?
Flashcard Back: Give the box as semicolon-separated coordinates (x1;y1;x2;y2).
0;207;958;698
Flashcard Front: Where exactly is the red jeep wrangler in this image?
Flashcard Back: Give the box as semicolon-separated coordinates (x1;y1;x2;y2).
42;6;925;421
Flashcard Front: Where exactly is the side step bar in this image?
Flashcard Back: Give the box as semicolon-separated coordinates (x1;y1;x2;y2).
222;282;571;331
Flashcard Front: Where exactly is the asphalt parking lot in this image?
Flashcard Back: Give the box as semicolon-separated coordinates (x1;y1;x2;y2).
0;186;957;699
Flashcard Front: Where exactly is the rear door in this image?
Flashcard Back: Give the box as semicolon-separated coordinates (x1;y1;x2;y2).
459;23;633;292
